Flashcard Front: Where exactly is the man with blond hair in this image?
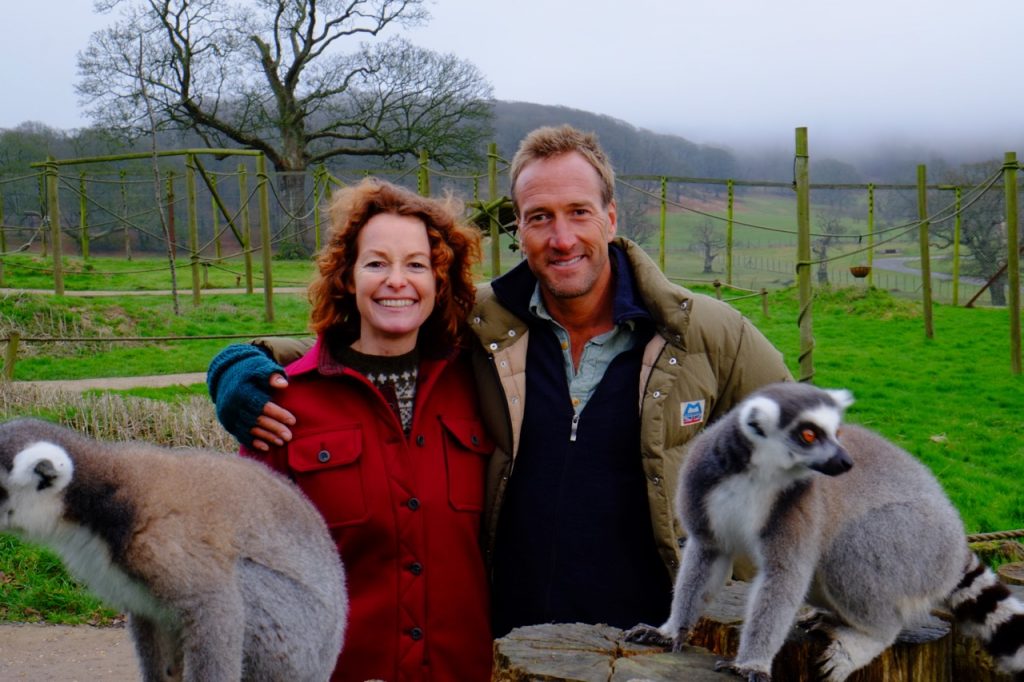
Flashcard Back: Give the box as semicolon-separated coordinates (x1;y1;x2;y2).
207;125;791;637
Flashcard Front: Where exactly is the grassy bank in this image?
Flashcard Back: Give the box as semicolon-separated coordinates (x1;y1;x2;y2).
0;284;1021;624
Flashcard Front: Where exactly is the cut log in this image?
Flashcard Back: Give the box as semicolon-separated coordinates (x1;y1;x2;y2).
688;581;952;682
492;581;954;681
997;561;1024;586
492;622;721;682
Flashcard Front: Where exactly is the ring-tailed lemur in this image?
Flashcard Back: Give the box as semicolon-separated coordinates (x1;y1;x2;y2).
626;382;1024;682
0;417;347;682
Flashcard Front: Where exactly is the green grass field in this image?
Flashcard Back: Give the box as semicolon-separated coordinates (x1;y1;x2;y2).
0;267;1021;624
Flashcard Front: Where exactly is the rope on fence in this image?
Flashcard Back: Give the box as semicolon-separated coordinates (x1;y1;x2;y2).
0;171;44;185
966;529;1024;543
616;166;1004;242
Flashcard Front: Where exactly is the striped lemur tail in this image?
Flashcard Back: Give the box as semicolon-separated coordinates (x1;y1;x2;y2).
947;553;1024;678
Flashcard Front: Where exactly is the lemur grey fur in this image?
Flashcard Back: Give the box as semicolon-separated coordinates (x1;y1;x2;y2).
0;417;347;682
626;382;1024;682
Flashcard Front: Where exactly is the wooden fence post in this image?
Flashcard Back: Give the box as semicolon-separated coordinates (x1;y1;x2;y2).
727;178;734;285
186;155;201;306
953;187;962;306
917;164;934;339
211;173;221;261
238;164;254;294
257;154;274;323
45;158;64;296
313;164;325;252
418;149;430;197
3;332;19;381
795;127;814;383
0;192;6;287
1004;152;1021;374
120;169;132;262
79;172;89;261
866;183;874;287
166;170;177;257
38;172;47;259
658;176;667;272
488;142;501;277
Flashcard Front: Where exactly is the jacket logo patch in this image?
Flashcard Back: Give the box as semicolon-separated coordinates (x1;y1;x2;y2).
681;400;705;426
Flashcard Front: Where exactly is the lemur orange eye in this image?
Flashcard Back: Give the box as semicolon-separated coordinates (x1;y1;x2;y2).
800;429;817;444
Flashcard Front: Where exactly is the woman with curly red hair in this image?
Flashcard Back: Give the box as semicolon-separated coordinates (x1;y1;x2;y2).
221;178;494;681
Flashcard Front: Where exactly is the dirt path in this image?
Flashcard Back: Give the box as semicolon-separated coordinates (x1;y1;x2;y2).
12;372;208;391
0;622;139;681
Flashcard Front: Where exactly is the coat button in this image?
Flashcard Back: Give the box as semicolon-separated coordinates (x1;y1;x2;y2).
409;562;423;575
317;450;330;463
410;627;423;640
415;434;425;446
407;497;421;511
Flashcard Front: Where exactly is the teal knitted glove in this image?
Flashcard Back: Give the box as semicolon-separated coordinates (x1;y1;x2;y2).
206;344;285;446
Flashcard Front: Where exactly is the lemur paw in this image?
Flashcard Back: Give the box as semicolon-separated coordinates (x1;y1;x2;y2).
796;608;838;638
816;639;855;682
622;623;673;649
713;659;771;681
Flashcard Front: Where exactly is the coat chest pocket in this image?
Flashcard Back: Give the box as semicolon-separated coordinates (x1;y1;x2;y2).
287;428;369;528
440;416;493;512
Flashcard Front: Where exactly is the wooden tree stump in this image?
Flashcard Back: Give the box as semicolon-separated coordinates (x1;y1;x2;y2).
997;561;1024;586
492;621;721;681
493;581;954;681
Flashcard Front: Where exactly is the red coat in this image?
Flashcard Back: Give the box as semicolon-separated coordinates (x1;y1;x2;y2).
243;338;493;682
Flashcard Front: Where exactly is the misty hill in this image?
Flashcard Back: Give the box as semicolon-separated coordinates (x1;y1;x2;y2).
0;101;1005;186
491;101;737;179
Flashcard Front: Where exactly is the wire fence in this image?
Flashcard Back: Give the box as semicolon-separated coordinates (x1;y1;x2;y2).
1;142;1021;378
0;148;1017;308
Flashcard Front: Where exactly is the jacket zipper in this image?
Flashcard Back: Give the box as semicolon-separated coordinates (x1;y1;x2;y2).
569;413;580;442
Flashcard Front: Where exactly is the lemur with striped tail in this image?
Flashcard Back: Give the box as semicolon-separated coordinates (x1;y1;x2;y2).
627;382;1024;682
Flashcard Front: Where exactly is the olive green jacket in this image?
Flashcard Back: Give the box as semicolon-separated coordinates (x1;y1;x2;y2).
467;237;791;578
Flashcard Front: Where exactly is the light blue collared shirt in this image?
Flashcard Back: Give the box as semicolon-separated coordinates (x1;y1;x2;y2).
528;285;638;415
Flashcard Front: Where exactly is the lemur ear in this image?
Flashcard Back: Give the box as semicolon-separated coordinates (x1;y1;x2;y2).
827;389;855;411
33;459;59;491
739;396;780;439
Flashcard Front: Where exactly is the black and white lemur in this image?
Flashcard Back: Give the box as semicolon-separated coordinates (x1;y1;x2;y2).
627;382;1024;682
0;417;347;682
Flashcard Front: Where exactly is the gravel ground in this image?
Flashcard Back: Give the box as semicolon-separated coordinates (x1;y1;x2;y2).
0;622;139;681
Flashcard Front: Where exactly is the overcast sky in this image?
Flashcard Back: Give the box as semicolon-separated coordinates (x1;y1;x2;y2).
4;1;1023;159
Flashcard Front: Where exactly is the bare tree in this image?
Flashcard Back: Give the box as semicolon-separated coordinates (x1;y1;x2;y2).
616;186;657;246
935;161;1010;306
813;211;848;284
693;219;725;274
78;0;494;248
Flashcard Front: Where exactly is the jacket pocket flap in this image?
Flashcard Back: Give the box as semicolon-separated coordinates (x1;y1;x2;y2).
288;428;362;473
439;416;493;455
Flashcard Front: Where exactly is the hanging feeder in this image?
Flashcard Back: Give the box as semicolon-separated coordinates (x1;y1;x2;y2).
849;265;871;278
